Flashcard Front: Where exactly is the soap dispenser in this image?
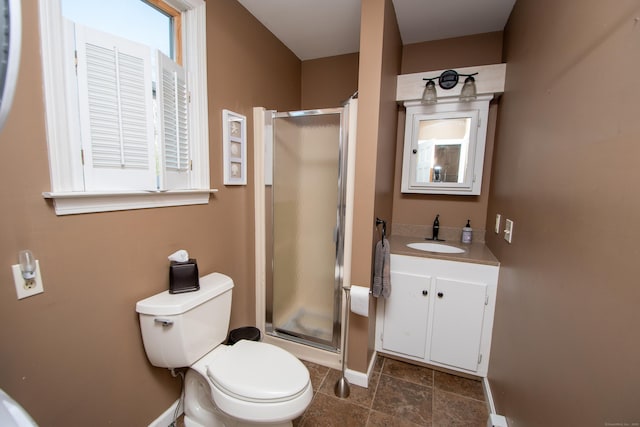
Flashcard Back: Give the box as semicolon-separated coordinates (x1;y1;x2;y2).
461;219;473;244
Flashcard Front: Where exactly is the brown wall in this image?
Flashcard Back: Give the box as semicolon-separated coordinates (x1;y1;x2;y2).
301;53;359;109
370;0;402;366
348;0;402;373
401;31;503;74
486;0;640;424
0;1;300;425
391;32;503;237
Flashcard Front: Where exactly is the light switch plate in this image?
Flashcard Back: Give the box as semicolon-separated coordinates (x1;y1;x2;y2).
504;219;514;243
11;260;44;299
495;214;501;234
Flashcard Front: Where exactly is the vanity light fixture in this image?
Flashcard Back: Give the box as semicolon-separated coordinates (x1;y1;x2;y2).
460;75;478;102
421;80;438;104
422;70;479;104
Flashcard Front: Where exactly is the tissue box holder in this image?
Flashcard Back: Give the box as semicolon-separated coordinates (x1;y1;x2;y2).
169;259;199;294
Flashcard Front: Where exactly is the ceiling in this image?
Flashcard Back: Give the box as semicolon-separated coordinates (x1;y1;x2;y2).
236;0;516;61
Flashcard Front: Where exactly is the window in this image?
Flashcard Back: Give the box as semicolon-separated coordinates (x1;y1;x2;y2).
39;0;213;215
61;0;176;60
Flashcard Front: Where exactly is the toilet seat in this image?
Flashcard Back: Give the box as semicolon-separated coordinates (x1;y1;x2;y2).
207;340;310;403
190;340;313;423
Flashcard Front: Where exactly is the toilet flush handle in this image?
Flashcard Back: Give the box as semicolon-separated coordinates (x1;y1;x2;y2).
154;318;174;327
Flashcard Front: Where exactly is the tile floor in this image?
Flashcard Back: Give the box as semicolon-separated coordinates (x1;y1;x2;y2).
174;355;488;426
295;355;489;426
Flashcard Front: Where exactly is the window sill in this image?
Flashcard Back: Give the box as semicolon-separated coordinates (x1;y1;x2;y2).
42;189;218;215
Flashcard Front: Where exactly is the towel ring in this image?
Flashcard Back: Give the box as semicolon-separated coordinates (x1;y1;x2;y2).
375;217;387;246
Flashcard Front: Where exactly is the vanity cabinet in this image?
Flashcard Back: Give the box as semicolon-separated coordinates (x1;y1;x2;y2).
381;270;432;359
375;254;499;377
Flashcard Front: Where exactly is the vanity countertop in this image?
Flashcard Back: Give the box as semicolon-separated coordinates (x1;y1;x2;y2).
389;235;499;266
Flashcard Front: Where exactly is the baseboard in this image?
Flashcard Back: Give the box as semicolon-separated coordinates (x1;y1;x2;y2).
483;377;508;427
345;350;378;388
148;399;182;427
482;376;497;414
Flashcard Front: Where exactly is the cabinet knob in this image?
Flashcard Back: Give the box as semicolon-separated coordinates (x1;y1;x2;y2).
412;149;417;154
422;290;428;296
437;292;444;298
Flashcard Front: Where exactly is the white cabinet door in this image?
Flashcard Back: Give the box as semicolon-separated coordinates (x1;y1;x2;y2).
429;278;487;371
382;271;431;358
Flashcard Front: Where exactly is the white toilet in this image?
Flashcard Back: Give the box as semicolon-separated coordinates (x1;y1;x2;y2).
136;272;312;427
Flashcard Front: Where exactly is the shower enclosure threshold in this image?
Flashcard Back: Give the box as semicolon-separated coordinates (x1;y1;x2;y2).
263;332;342;371
272;328;338;353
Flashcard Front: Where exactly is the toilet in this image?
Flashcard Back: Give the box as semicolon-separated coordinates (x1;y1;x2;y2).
136;272;312;427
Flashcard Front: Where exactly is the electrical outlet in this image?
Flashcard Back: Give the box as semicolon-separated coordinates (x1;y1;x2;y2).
504;219;514;243
11;261;44;299
495;214;501;234
488;413;508;427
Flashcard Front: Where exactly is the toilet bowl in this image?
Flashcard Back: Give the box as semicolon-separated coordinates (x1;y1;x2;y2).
136;273;312;426
185;341;312;426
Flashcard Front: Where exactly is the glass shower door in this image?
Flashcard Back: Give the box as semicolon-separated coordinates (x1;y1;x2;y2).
267;109;346;351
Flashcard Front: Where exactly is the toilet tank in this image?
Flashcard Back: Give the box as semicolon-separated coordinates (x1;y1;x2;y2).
136;272;234;368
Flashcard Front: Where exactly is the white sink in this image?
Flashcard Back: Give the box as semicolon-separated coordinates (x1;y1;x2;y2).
406;242;466;254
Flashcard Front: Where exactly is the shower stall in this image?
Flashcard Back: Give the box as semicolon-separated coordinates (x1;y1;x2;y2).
255;101;356;356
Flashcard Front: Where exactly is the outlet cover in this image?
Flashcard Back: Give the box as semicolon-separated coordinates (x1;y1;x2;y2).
488;413;508;427
11;260;44;299
504;219;514;243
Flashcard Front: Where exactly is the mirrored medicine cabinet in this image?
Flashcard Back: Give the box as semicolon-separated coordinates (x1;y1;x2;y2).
400;96;491;195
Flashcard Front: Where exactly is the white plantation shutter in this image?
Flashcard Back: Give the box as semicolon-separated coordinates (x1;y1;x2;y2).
157;51;190;190
75;24;156;191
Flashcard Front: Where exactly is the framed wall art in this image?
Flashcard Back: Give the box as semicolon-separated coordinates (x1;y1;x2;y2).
222;109;247;185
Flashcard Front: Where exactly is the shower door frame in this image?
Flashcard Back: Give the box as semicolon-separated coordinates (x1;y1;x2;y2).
265;107;349;352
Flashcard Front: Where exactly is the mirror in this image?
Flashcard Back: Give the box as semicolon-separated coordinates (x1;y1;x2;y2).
415;117;470;184
401;98;490;195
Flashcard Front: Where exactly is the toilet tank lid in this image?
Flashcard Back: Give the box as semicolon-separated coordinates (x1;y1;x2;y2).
136;272;234;316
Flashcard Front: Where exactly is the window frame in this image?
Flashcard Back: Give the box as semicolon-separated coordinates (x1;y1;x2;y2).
39;0;215;215
145;0;183;64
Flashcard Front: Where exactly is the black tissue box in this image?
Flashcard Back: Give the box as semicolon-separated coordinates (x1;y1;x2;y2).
169;259;199;294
